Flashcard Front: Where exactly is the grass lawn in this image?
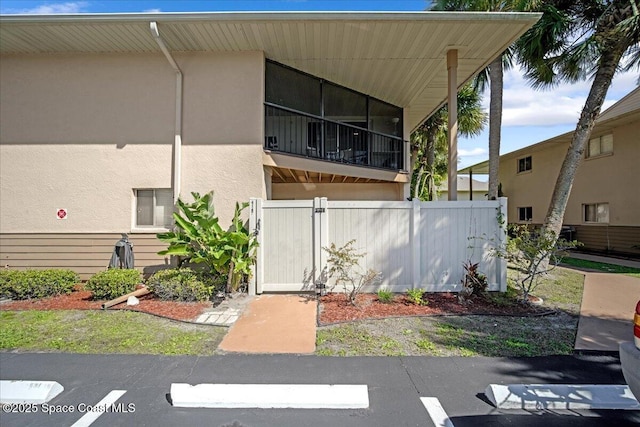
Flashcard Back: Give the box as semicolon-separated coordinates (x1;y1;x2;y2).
0;310;226;355
316;266;584;357
561;257;640;278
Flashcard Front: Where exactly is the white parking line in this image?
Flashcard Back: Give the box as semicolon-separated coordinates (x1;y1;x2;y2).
70;390;127;427
421;397;454;427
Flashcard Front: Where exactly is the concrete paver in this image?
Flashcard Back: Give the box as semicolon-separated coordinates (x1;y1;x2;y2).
194;295;252;325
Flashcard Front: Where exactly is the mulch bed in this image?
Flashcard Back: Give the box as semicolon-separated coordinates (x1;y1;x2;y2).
318;292;548;325
0;287;211;322
1;287;548;325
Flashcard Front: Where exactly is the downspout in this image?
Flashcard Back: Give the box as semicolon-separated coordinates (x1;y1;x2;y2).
150;21;182;204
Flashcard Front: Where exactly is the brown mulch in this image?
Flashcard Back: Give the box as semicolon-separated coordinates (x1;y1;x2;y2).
0;286;212;322
1;287;549;325
318;292;549;325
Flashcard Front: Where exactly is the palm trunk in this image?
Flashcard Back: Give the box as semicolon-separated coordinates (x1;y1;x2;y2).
540;43;628;239
487;56;503;200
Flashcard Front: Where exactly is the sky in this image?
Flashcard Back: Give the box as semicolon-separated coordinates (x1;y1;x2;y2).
2;0;638;172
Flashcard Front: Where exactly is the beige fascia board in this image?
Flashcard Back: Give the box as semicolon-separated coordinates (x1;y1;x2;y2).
263;152;409;183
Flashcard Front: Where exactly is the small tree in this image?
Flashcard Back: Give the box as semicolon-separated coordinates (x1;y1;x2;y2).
494;224;579;304
323;240;382;306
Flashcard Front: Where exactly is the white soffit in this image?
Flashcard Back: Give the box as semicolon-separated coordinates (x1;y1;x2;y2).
0;12;540;130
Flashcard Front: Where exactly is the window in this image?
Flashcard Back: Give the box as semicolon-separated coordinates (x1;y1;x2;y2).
517;156;532;173
265;60;403;136
583;203;609;223
135;189;173;228
588;134;613;158
370;98;403;136
265;61;321;115
518;207;533;222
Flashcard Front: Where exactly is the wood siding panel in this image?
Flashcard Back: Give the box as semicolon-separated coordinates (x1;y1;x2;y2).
572;225;640;256
0;233;171;280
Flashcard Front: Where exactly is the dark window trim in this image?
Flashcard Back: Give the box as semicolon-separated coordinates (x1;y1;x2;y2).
518;206;533;222
517;155;532;174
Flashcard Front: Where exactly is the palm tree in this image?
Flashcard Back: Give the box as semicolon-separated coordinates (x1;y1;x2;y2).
517;0;639;240
411;83;487;200
433;0;531;200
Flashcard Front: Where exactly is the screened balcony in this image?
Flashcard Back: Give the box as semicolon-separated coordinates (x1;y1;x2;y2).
264;103;405;171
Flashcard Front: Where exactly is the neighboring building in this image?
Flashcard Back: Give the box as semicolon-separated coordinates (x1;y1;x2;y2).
460;87;640;257
0;11;538;278
437;176;488;201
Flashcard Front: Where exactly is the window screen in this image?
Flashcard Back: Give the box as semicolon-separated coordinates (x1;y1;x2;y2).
136;189;173;228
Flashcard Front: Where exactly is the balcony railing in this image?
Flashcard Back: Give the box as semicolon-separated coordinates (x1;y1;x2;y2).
265;103;405;171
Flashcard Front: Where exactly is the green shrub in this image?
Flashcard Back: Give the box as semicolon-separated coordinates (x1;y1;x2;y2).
0;270;19;298
376;288;394;304
0;269;79;300
86;269;141;300
146;268;219;302
406;288;428;306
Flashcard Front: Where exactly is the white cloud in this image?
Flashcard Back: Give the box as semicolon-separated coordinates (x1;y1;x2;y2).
494;66;638;127
7;2;88;14
143;9;162;13
459;147;487;157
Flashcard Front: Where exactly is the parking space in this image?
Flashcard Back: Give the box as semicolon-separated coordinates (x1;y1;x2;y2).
1;353;639;426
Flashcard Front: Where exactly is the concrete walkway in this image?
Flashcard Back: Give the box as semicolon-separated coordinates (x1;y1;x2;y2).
218;294;317;354
575;273;640;351
570;252;640;351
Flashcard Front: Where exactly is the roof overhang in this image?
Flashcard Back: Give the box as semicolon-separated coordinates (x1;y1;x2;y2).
0;11;540;131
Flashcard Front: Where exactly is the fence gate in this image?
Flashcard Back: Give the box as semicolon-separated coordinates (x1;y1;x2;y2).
249;197;507;295
250;198;328;293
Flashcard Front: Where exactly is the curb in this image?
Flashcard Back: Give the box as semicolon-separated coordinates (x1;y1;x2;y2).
170;383;369;409
485;384;640;410
0;380;64;404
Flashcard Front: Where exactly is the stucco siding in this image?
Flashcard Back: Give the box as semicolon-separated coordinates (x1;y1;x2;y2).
498;116;639;256
179;51;264;145
565;120;639;226
499;143;565;224
0;53;175;144
0;144;172;233
0;50;266;232
0;233;170;280
271;183;403;200
181;144;267;224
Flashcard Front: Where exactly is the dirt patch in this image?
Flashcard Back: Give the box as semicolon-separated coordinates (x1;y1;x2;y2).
318;292;549;325
0;287;212;322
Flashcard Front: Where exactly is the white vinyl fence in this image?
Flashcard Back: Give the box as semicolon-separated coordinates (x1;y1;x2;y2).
249;198;507;294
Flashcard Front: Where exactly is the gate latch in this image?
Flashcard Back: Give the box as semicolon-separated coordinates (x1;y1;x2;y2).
314;208;326;213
